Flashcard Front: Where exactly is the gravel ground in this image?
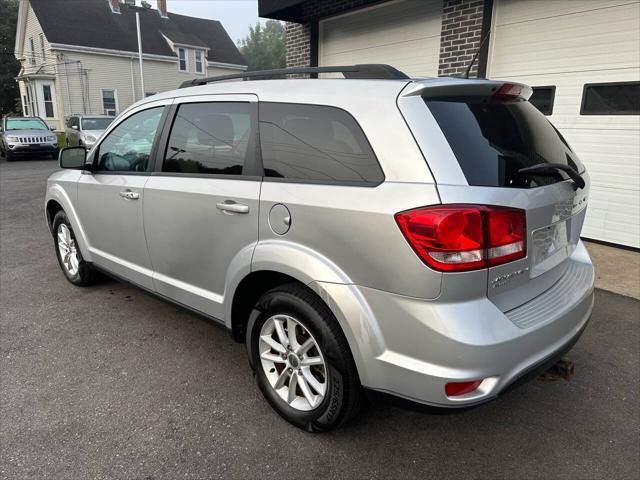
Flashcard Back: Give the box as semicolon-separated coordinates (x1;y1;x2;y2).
1;159;639;480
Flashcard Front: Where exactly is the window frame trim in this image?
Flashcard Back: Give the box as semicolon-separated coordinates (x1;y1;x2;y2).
258;101;385;187
100;88;119;116
195;50;205;75
580;81;640;115
529;85;556;116
177;47;188;72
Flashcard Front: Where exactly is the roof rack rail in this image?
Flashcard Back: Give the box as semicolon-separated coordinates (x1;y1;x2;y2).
179;64;409;88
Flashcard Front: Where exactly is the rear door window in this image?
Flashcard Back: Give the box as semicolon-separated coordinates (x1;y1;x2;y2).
163;102;254;176
425;99;584;188
259;102;383;185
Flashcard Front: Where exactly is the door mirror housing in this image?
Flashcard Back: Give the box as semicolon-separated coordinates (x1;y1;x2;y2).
50;125;56;131
59;146;87;169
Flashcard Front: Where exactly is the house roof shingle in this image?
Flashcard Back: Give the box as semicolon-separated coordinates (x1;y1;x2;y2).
30;0;246;66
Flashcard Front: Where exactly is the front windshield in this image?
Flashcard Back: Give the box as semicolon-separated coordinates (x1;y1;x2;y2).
6;118;49;131
81;117;113;130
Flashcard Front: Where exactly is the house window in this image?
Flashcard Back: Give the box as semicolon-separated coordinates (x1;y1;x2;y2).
42;85;55;118
529;86;556;116
178;47;187;72
195;50;204;74
29;37;36;65
101;89;117;115
580;81;640;115
39;33;46;61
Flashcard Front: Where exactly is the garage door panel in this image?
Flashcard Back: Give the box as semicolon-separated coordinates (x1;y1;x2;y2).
492;0;635;25
490;0;640;247
490;3;640;76
320;0;443;77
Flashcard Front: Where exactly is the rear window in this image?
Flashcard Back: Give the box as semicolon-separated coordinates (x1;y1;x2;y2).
259;103;383;185
425;99;584;188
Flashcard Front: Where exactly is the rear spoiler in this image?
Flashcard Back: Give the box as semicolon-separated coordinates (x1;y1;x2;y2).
401;79;533;101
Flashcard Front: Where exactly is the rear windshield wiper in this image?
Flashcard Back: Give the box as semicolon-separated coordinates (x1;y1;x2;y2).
518;163;585;190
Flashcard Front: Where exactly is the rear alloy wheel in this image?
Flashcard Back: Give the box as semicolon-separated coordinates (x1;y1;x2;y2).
259;314;328;411
247;283;362;432
52;210;97;286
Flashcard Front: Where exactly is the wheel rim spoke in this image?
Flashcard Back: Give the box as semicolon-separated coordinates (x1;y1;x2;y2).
274;369;290;389
296;338;314;356
273;317;289;349
296;374;316;408
260;351;285;363
301;367;325;395
287;372;298;404
301;356;323;367
287;317;300;351
260;334;286;354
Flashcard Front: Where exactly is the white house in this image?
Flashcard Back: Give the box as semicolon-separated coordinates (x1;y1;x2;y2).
13;0;247;131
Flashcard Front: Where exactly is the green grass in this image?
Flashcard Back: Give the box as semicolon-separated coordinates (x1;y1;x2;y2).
56;132;67;147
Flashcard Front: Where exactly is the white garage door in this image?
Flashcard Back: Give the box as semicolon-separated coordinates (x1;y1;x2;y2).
319;0;443;77
489;0;640;248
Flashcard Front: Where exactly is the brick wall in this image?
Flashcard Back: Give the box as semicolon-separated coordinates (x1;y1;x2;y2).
285;22;311;68
283;0;490;77
438;0;487;77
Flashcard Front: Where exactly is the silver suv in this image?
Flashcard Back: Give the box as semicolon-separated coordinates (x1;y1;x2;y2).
65;115;114;150
1;116;59;161
46;65;595;432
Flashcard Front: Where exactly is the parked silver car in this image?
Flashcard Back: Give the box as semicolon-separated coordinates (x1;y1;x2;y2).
45;65;594;432
0;116;59;161
65;115;114;150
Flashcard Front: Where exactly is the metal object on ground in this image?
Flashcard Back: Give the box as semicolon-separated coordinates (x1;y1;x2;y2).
538;358;575;382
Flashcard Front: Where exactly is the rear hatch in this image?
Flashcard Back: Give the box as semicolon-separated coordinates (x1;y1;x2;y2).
400;80;590;311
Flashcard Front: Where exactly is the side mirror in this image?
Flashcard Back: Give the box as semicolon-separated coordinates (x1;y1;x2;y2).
50;125;56;131
71;125;78;130
59;146;87;169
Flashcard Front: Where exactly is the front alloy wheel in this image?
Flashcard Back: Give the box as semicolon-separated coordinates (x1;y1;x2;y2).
52;210;97;286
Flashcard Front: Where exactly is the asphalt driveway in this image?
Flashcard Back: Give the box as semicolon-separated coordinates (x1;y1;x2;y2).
1;159;639;480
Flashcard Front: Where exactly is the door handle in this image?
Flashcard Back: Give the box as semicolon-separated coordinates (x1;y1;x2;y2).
216;200;249;214
119;190;140;200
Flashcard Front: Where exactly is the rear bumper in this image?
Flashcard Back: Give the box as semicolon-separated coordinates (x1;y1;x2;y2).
313;240;594;407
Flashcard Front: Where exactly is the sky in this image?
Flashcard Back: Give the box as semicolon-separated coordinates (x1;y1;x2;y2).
147;0;265;44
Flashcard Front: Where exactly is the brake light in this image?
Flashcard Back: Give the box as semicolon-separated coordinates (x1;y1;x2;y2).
493;83;523;100
445;380;483;397
395;205;526;272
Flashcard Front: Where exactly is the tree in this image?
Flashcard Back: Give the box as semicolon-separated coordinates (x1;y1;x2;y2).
238;20;285;71
0;0;21;116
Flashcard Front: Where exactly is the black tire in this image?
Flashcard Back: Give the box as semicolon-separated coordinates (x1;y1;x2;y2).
5;150;14;162
247;283;363;432
52;210;98;286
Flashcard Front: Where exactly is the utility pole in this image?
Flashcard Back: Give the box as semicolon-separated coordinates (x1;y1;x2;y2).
136;12;145;99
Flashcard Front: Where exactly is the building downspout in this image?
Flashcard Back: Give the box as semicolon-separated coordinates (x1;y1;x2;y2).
130;58;137;103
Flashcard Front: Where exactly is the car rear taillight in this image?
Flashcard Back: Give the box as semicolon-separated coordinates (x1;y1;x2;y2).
395;205;526;272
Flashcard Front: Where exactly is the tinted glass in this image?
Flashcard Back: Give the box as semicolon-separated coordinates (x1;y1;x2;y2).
425;99;584;188
163;102;252;175
5;118;48;130
529;86;555;115
95;107;163;172
259;103;383;184
81;118;113;130
581;82;640;115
